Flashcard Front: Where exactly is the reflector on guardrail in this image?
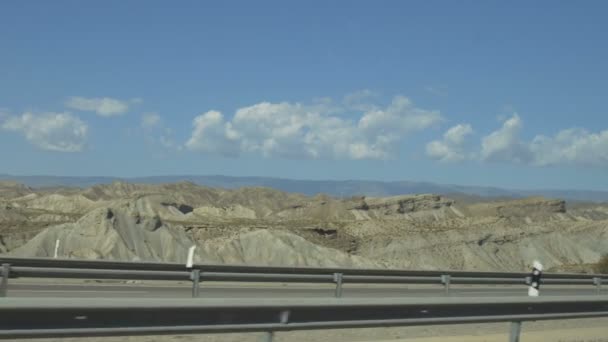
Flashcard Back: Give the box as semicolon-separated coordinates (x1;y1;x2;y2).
186;246;196;268
53;240;60;259
528;260;543;297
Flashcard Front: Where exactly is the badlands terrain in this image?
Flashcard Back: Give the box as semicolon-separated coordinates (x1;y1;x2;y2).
1;180;607;272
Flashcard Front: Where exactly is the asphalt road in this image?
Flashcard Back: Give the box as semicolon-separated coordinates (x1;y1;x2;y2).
6;281;604;298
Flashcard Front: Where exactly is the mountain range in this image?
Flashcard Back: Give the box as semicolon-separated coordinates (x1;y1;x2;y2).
2;180;608;272
1;174;607;202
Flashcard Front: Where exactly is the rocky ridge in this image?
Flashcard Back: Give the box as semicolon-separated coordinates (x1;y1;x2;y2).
1;181;607;272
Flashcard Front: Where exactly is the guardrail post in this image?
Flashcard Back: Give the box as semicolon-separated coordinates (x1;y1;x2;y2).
333;272;343;298
593;277;602;295
441;274;451;296
261;310;288;342
190;269;201;298
0;263;9;297
509;321;522;342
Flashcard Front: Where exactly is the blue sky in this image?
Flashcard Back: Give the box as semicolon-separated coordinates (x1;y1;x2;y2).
1;1;608;190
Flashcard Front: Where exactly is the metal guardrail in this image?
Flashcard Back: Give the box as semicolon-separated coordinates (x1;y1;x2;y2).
1;257;607;298
1;296;608;341
2;256;606;279
2;258;608;341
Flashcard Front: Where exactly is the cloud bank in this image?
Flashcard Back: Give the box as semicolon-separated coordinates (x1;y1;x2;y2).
2;112;88;152
427;114;608;167
186;95;443;160
426;124;473;162
65;97;133;116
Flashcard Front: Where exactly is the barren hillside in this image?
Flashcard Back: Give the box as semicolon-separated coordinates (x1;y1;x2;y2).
1;181;607;272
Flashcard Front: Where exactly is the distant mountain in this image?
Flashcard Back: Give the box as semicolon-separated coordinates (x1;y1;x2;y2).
0;175;116;188
0;174;606;202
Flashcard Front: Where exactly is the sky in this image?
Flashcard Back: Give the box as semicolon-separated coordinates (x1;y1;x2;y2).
1;1;608;190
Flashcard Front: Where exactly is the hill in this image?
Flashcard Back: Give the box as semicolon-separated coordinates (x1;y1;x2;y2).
2;181;607;272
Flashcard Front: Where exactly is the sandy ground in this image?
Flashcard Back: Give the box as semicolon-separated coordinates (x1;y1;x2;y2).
9;318;608;342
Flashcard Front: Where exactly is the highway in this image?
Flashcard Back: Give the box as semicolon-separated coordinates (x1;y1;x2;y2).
6;281;603;298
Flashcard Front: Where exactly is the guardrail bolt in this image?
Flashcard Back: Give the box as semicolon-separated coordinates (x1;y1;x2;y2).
593;277;602;295
0;263;9;297
333;272;344;298
190;269;201;298
441;275;451;296
509;321;522;342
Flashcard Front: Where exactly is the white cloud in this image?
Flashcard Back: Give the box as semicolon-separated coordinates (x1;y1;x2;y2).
444;124;473;145
480;114;533;163
358;96;443;135
529;128;608;167
426;124;473;162
449;113;608;167
139;113;180;151
141;113;161;128
186;95;443;160
65;97;131;117
343;89;377;110
1;112;88;152
185;110;240;156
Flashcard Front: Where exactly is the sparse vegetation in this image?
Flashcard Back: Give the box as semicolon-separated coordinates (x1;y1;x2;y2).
594;254;608;274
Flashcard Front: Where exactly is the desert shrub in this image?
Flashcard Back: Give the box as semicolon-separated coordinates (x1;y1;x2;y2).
594;254;608;274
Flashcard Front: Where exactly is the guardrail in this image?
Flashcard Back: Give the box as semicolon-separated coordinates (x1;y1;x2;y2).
3;256;605;279
1;257;607;298
1;296;608;341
